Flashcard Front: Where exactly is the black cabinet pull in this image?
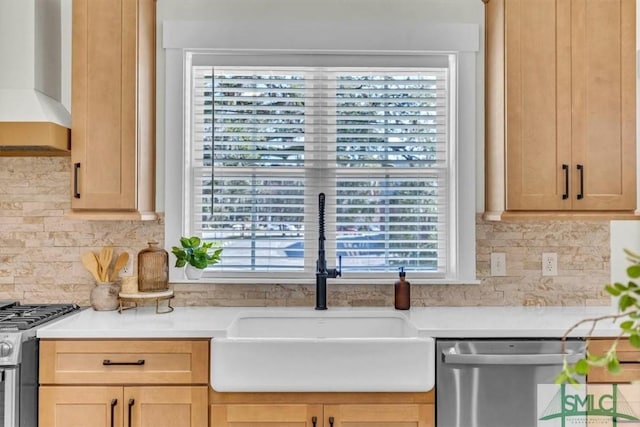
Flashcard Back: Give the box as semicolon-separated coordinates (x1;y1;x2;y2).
312;416;317;427
127;398;135;427
73;163;81;199
103;359;145;366
562;164;569;199
110;399;117;427
329;416;335;427
577;164;584;200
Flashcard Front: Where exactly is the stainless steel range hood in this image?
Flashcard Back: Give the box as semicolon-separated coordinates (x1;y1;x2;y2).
0;0;71;156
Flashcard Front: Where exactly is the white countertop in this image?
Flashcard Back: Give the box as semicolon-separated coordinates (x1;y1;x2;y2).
36;305;623;339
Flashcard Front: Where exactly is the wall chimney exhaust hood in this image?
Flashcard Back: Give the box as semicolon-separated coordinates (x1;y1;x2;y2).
0;0;71;156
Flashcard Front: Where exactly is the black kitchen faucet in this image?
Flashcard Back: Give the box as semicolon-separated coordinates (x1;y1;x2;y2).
315;193;341;310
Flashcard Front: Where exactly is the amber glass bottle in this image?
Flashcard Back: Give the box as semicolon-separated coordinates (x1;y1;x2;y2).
137;242;169;292
394;267;410;310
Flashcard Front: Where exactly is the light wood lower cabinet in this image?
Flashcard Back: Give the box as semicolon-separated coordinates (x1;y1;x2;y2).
40;386;207;427
587;338;640;383
211;404;322;427
209;391;435;427
39;339;432;427
325;404;434;427
39;340;210;427
40;386;122;427
211;403;433;427
39;339;209;385
585;339;640;425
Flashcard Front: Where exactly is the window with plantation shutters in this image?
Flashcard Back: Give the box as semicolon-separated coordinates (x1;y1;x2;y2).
164;19;480;285
188;63;450;277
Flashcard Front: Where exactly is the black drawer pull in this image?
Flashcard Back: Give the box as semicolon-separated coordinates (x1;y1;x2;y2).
110;399;117;427
128;398;135;427
329;416;335;427
103;359;145;366
577;164;584;200
73;163;81;198
562;164;569;199
312;416;317;427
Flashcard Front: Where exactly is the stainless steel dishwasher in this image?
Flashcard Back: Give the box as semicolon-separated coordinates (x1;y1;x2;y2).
436;339;585;427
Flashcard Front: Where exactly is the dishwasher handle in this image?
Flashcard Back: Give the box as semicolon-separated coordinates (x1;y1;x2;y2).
442;348;584;365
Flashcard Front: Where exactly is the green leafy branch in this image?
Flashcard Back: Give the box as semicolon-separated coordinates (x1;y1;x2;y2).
557;248;640;384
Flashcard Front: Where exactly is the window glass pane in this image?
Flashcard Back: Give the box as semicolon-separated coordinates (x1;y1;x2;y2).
194;68;306;270
334;70;448;273
190;64;449;275
336;177;444;272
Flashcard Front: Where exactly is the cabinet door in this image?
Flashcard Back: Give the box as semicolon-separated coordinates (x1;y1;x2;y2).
211;404;323;427
127;386;208;427
505;0;572;210
571;0;636;210
324;404;434;427
72;0;135;210
39;386;123;427
71;0;155;214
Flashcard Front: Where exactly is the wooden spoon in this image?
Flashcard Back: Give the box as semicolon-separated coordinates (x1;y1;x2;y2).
98;247;114;281
96;251;104;281
81;252;102;282
111;252;130;280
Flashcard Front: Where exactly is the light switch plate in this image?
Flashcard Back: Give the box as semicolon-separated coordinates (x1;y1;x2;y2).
490;252;506;276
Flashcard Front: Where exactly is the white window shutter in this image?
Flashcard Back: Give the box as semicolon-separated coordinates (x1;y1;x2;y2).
190;65;449;277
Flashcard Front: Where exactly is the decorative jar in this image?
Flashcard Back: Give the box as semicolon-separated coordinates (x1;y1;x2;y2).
137;242;169;292
90;282;120;311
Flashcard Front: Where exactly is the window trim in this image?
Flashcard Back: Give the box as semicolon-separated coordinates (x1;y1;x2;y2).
163;21;479;285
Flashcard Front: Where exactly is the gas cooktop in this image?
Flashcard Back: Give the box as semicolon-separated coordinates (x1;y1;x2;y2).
0;301;80;331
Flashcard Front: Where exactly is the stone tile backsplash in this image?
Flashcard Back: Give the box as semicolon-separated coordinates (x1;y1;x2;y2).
0;157;611;306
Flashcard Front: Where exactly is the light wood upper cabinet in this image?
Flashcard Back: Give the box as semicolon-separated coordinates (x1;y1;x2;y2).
485;0;636;218
71;0;156;219
503;0;571;211
570;0;636;210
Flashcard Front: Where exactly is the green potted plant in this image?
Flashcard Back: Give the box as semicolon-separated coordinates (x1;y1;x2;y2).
171;236;222;280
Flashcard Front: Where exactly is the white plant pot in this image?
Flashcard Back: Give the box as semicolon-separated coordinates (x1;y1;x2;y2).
185;264;204;280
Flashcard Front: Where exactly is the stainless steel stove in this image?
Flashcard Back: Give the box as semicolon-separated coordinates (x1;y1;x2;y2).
0;301;81;427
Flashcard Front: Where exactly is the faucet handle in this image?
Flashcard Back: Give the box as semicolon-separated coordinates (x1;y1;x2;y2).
331;256;342;278
326;256;342;279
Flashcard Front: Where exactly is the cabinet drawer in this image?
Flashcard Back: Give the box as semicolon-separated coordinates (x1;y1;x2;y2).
587;339;640;383
588;364;640;383
588;339;640;362
39;340;209;385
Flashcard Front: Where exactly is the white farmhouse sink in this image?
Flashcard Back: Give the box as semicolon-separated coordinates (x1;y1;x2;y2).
211;310;435;392
227;311;420;338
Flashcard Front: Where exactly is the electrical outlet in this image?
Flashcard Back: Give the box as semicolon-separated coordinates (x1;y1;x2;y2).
491;252;506;276
542;252;557;276
121;251;135;277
